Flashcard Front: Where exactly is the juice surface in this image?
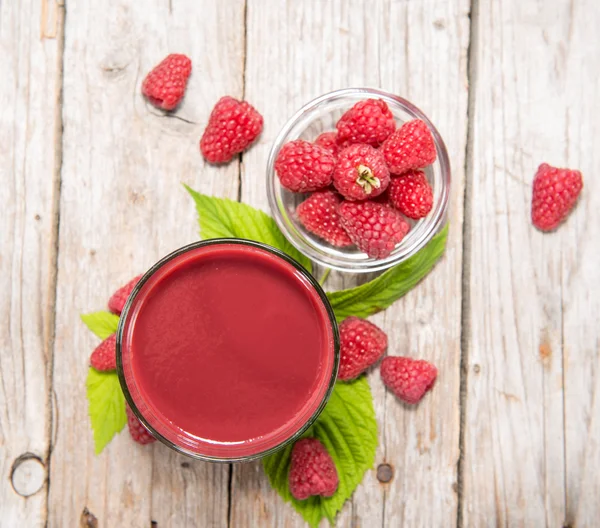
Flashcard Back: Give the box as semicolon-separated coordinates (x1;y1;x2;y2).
121;243;335;456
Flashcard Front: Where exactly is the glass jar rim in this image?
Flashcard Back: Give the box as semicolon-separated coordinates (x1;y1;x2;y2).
117;238;340;462
266;87;451;273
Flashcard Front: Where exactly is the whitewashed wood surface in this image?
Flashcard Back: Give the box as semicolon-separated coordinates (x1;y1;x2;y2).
0;0;598;527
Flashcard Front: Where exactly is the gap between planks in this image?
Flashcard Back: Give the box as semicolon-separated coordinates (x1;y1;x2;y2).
229;1;249;526
457;0;479;526
44;0;67;521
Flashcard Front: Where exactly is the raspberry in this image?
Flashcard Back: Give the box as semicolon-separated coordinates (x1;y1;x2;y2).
336;99;396;148
381;119;437;174
314;131;339;157
141;54;192;111
338;317;388;381
90;334;117;372
389;170;434;219
108;275;142;315
126;405;156;445
275;140;335;192
333;144;390;201
289;438;338;500
297;191;352;247
370;188;391;204
338;201;410;259
531;163;583;231
380;356;437;404
200;96;263;163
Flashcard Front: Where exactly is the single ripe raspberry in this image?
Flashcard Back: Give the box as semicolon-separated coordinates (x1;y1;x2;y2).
90;334;117;372
338;317;388;380
289;438;338;500
338;201;410;259
314;131;339;158
297;191;353;247
108;275;142;315
275;140;335;192
141;54;192;111
381;119;437;174
389;170;434;219
531;163;583;231
333;144;390;201
200;96;264;163
336;99;396;148
380;356;437;404
126;404;156;445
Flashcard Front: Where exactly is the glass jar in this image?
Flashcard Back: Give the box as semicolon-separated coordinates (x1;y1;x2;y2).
117;239;339;462
267;88;450;273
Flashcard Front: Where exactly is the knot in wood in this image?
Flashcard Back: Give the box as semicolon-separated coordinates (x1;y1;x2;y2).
376;463;394;483
10;453;45;497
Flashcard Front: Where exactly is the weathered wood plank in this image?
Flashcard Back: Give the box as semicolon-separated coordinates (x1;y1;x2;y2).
234;1;381;525
232;0;469;526
560;1;600;525
375;0;470;526
48;1;245;526
461;0;595;524
0;0;64;525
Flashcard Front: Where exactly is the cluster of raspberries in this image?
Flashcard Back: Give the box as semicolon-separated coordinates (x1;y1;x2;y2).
141;54;583;238
89;276;155;445
141;54;263;164
289;315;437;500
121;54;583;498
275;99;438;259
92;275;438;497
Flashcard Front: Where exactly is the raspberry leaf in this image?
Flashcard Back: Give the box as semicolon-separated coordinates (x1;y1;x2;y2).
81;311;120;340
328;224;448;321
262;377;377;527
86;368;127;454
185;185;312;272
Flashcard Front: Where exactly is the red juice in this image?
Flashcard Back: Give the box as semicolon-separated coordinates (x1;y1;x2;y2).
118;240;338;460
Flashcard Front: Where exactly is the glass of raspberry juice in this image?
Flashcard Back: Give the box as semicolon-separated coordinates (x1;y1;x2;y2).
117;239;339;461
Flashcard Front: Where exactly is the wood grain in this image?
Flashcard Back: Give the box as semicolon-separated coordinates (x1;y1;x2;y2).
375;0;470;526
461;0;599;525
232;0;470;526
47;0;245;526
3;0;599;525
559;1;600;525
0;0;63;525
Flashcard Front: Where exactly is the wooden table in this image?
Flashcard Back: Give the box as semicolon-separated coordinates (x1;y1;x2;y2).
2;0;598;526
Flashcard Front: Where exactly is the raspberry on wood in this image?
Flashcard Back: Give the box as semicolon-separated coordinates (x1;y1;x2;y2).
531;163;583;231
141;54;192;111
338;317;388;380
200;96;264;164
380;356;437;404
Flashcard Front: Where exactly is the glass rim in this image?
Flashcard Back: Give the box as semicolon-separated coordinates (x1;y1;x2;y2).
116;237;340;463
266;87;451;273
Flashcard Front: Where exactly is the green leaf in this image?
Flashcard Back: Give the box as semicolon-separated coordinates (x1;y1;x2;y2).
262;378;377;527
86;368;127;454
184;185;312;273
80;311;120;340
328;224;449;321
